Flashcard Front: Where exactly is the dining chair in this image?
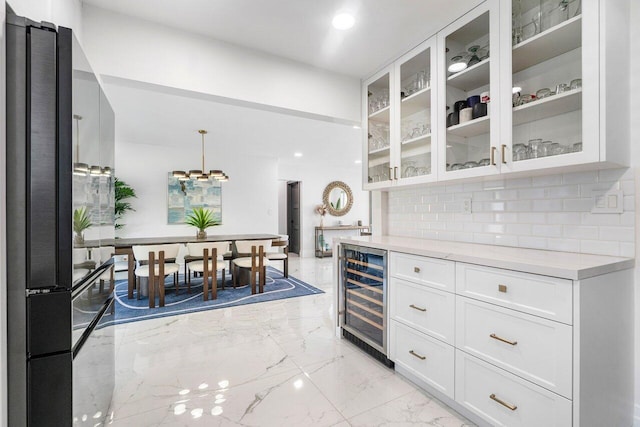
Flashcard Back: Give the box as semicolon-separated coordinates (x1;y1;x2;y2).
183;241;232;281
266;235;289;278
131;244;181;308
232;239;272;294
185;241;231;300
97;246;115;294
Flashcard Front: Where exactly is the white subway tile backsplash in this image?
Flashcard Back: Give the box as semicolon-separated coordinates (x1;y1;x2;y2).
598;226;634;242
563;225;599;240
547;238;581;252
517;212;547;224
562;171;598;184
387;168;635;257
563;198;593;212
545;185;580;199
580;240;620;256
532;174;562;187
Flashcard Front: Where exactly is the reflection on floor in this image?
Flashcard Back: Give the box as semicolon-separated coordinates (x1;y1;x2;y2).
109;256;474;426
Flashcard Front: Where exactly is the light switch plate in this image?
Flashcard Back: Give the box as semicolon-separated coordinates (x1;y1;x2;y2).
591;189;623;213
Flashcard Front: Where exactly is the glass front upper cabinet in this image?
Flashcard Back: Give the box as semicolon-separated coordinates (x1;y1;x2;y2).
505;0;591;171
363;66;393;189
394;39;437;184
437;2;501;180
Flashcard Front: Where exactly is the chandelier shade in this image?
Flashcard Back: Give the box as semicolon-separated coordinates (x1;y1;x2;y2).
172;130;228;182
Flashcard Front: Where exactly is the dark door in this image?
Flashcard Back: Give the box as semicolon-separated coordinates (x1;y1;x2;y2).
287;181;301;254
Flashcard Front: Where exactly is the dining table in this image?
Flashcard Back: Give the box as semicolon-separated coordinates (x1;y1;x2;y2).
114;233;281;299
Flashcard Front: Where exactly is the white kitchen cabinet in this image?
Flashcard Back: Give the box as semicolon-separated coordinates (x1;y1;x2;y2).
437;1;502;181
499;0;629;174
361;0;629;189
363;39;437;190
378;246;633;426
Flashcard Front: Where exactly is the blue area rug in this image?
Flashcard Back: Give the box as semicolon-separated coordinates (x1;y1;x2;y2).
109;267;324;325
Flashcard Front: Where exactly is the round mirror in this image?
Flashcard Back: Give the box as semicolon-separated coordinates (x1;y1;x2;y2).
322;181;353;217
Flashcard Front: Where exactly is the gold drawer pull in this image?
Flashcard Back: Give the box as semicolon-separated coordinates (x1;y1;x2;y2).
490;393;517;411
409;350;426;360
414;266;421;273
490;333;518;346
409;304;426;312
498;284;507;293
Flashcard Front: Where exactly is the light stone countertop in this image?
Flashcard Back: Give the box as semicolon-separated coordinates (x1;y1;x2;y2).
335;235;634;280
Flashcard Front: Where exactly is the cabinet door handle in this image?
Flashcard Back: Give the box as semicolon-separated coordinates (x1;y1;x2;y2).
490;394;517;411
498;284;507;293
490;333;518;346
394;166;398;180
501;144;507;164
491;146;497;166
414;266;421;273
409;304;426;312
389;167;393;181
409;350;426;360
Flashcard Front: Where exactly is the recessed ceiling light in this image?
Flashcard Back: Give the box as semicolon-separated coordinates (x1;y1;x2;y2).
294;152;303;157
332;12;355;30
354;160;362;164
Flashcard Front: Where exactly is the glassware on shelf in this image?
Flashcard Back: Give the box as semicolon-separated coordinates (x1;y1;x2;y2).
536;88;552;99
463;161;478;169
570;78;582;90
529;138;544;158
572;142;583;152
478;158;491;166
541;140;553;157
555;83;569;94
450;163;463;171
513;143;528;161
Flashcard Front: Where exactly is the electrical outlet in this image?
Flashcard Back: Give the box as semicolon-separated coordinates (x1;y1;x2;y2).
462;198;472;214
591;189;623;214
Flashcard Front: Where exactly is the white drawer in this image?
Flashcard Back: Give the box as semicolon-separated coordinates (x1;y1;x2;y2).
390;320;454;399
456;297;572;398
390;252;455;292
456;263;573;324
455;351;572;427
390;278;455;345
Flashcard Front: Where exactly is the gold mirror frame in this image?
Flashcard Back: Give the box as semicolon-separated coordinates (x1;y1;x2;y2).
322;181;353;217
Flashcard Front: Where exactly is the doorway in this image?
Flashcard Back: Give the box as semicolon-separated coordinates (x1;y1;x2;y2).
287;181;301;254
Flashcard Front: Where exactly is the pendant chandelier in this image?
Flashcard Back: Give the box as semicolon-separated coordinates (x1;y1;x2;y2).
172;129;228;182
73;114;111;177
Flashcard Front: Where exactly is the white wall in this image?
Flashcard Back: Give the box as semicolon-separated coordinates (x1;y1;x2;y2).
278;163;369;258
81;5;360;124
7;0;82;41
115;140;279;238
277;181;288;235
630;1;640;424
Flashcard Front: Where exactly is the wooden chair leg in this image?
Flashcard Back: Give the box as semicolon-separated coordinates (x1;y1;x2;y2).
158;251;165;308
175;272;179;295
109;265;115;293
284;258;288;278
203;248;210;301
212;249;218;300
136;277;141;300
149;251;156;308
221;268;226;290
258;246;265;293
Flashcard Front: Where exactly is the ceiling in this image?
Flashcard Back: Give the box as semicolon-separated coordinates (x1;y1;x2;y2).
81;0;483;78
103;79;364;168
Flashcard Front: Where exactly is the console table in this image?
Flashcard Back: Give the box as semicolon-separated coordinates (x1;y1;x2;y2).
314;226;371;258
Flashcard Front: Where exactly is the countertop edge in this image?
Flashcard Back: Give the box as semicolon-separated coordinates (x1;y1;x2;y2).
334;236;635;281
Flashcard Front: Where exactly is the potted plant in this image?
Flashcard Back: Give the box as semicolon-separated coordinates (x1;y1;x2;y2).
73;207;92;245
185;207;221;239
115;177;137;230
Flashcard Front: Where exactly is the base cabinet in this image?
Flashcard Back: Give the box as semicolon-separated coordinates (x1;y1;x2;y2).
386;251;633;427
455;350;572;427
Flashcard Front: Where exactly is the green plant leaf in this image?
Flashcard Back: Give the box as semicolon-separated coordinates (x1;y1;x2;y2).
73;207;92;234
115;177;137;229
185;207;221;231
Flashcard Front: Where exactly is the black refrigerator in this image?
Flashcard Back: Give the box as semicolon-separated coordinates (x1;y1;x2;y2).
6;9;116;426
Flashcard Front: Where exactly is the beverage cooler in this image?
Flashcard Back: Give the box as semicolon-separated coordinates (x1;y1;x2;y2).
339;244;392;367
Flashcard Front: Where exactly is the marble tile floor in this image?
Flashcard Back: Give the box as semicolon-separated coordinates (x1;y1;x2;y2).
108;256;474;426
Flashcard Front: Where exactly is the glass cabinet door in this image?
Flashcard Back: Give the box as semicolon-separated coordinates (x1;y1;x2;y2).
395;39;436;183
438;2;500;179
506;0;591;171
364;67;393;189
